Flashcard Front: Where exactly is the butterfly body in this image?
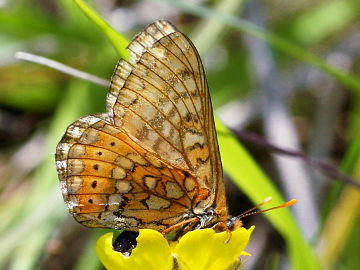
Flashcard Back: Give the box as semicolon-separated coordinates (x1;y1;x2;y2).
56;20;234;239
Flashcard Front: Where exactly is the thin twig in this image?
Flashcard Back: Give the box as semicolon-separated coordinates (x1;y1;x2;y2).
233;129;360;189
15;51;110;87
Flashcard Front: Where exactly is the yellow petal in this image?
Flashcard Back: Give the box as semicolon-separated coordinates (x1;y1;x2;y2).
173;226;255;270
241;251;251;256
96;229;173;270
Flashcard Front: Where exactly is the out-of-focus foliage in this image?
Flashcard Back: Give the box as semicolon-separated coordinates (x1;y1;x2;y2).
0;0;359;270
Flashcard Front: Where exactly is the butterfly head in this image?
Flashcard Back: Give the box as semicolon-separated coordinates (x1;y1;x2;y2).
226;216;243;231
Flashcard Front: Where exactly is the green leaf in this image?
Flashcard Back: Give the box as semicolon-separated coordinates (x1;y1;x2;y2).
215;117;320;270
73;0;130;60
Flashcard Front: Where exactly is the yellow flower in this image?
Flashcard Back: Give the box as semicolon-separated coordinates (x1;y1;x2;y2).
173;227;254;270
96;226;254;270
96;229;173;270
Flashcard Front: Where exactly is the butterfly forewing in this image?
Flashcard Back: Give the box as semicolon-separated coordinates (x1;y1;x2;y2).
55;20;227;234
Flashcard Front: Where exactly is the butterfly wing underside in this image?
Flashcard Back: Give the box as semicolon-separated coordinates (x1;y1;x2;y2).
55;20;227;232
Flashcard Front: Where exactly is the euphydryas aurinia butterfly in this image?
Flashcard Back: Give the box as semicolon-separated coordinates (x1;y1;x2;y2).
55;20;242;240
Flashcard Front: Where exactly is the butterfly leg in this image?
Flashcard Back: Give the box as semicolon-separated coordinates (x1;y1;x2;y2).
161;217;200;236
212;221;233;243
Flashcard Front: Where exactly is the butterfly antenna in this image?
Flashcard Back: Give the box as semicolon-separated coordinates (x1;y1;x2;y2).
239;196;273;216
236;198;297;220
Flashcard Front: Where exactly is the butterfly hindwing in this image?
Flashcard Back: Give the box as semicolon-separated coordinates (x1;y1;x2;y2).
56;114;202;230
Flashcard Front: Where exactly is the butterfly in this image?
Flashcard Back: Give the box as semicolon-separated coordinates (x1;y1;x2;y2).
55;20;242;240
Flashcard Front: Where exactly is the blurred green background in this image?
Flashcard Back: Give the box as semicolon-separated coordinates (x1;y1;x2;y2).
0;0;360;269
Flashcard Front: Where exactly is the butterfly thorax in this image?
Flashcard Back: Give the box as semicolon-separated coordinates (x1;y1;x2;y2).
164;205;229;240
